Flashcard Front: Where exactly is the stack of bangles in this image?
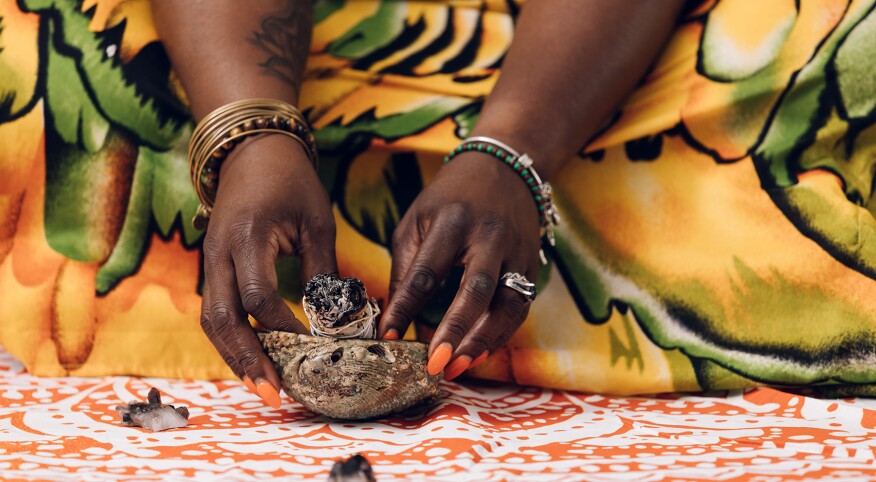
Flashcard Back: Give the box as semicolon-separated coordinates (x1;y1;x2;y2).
444;136;561;265
188;98;318;230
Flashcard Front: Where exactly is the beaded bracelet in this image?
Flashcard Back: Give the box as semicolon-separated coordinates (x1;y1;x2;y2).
444;136;560;264
188;99;318;230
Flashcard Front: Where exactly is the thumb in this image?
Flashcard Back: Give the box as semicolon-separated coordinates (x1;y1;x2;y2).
298;216;339;283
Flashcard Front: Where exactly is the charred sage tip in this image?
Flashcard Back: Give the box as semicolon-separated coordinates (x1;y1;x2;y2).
303;273;380;339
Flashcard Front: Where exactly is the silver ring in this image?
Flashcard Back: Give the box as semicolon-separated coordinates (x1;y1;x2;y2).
501;272;537;302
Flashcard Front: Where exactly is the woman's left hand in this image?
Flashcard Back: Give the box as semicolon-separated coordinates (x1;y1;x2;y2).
379;151;543;380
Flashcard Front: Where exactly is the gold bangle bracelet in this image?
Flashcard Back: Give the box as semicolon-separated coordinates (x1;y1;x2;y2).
187;98;317;230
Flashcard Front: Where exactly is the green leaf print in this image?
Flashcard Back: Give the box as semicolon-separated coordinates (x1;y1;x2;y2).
834;7;876;121
609;314;645;373
313;0;346;25
317;97;472;152
452;103;481;140
754;0;876;187
339;150;423;248
95;142;200;294
43;124;136;263
327;2;407;59
27;0;195;287
554;186;876;388
94;149;152;293
22;0;185;149
699;0;797;82
43;20;109;152
748;2;876;279
147;135;201;245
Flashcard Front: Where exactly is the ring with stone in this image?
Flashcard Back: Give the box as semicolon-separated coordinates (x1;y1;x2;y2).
500;272;537;302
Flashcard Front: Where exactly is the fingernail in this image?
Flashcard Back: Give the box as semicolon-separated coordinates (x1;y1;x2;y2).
256;380;282;409
383;329;399;340
242;376;258;396
443;356;471;381
427;343;453;376
469;351;489;369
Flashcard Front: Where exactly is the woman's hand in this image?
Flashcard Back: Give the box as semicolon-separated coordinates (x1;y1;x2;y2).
201;135;337;406
375;0;688;382
379;152;542;381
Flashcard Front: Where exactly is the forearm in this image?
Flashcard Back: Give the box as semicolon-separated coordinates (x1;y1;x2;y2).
152;0;312;121
472;0;686;180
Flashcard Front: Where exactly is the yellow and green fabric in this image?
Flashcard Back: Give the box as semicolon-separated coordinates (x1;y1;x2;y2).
1;0;876;395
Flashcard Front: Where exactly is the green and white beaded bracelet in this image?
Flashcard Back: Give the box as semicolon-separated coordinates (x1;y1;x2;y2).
444;136;560;264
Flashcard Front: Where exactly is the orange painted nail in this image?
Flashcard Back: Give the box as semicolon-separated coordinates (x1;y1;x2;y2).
443;356;471;381
242;377;258;396
427;343;453;376
383;329;399;340
256;381;282;409
469;351;489;369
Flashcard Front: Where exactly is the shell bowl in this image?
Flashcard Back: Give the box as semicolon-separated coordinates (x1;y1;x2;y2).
259;331;441;420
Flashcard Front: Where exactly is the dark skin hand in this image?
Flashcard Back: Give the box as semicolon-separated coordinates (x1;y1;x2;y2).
379;0;687;380
155;0;687;399
153;0;330;408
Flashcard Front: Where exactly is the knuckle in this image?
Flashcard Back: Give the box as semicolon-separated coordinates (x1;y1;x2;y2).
240;281;273;316
388;278;403;300
467;331;493;352
388;276;404;289
202;234;224;262
391;227;409;249
199;314;212;334
209;303;238;338
388;295;418;322
441;202;473;228
228;228;254;254
235;350;261;370
407;266;439;298
463;272;495;306
479;216;507;237
493;333;512;350
441;318;468;342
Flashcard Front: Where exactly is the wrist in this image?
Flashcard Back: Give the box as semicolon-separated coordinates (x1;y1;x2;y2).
443;136;561;261
221;134;314;178
439;151;539;221
188;98;317;229
467;124;564;182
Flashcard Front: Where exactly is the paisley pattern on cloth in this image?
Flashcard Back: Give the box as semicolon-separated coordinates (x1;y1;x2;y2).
1;0;876;395
1;346;876;480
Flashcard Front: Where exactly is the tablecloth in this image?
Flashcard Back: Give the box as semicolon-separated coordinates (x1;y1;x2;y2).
1;346;875;481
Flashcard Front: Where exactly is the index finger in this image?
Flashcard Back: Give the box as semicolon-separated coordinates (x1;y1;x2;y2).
380;220;465;342
232;232;307;334
204;235;284;408
379;222;420;339
426;246;501;376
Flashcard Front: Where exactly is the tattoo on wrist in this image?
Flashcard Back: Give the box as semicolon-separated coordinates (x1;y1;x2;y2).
248;0;313;92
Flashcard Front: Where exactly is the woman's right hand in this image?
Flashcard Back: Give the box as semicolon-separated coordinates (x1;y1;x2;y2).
200;134;337;407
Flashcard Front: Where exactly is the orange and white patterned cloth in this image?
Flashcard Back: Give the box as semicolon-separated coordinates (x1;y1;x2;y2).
2;346;875;481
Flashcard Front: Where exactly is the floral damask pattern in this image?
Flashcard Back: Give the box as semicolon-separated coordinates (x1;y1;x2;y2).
1;347;876;481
